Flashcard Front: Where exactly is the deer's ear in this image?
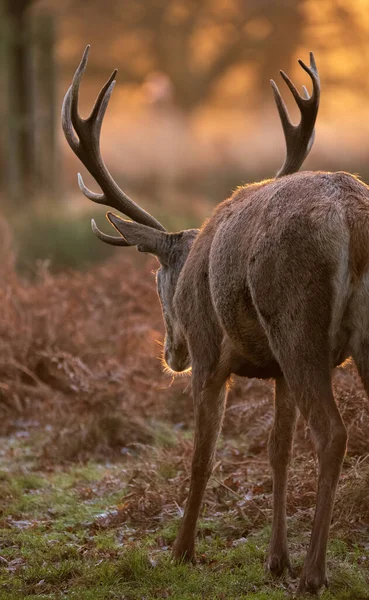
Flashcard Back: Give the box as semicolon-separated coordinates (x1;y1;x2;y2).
107;212;171;264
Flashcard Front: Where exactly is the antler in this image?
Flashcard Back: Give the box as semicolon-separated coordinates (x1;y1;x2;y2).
271;52;320;178
62;46;166;246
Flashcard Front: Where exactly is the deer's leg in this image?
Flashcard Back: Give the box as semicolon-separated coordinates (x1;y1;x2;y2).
172;372;228;563
250;293;345;589
296;378;347;593
268;358;346;592
267;360;346;592
249;231;348;591
267;376;297;577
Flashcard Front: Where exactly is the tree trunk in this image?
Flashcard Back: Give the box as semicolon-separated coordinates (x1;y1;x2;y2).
0;0;7;195
34;11;58;200
4;0;35;204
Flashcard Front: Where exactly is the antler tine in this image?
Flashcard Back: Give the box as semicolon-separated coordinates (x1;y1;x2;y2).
77;172;104;202
61;85;79;153
70;45;90;133
91;219;130;246
271;52;320;178
61;46;166;243
89;69;117;125
302;85;309;100
270;80;293;136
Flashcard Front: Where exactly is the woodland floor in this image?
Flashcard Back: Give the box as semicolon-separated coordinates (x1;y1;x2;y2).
0;418;368;600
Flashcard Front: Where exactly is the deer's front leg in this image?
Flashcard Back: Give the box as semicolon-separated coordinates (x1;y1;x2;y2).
172;372;228;563
267;376;297;577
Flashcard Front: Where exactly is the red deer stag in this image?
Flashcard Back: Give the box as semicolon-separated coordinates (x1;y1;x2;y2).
63;47;365;593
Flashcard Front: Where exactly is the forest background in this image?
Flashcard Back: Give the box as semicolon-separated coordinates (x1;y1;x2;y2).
0;2;369;599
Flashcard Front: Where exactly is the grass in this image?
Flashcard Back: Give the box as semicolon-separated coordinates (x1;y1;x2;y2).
0;432;368;600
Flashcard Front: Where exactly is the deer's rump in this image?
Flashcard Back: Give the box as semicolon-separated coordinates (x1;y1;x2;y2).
207;171;369;376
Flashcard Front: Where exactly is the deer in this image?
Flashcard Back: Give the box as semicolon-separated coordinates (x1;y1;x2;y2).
62;46;369;594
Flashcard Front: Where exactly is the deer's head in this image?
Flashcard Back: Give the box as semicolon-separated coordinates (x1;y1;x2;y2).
106;214;198;372
62;46;319;373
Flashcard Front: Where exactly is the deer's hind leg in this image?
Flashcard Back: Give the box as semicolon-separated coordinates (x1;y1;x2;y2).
266;338;346;593
295;371;346;593
267;376;297;577
249;243;347;593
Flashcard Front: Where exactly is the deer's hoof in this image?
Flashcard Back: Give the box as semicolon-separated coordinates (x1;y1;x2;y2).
267;552;296;578
298;568;329;594
172;541;196;564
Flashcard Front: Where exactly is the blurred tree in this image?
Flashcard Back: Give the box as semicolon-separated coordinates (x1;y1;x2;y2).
33;11;58;198
0;0;6;192
4;0;35;201
57;0;306;112
303;0;369;99
142;0;305;110
2;0;58;205
251;1;305;99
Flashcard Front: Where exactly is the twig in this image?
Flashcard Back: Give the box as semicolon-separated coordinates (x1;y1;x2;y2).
211;476;243;499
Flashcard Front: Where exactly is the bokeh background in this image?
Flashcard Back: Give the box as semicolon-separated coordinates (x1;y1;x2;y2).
1;4;369;597
2;0;369;271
